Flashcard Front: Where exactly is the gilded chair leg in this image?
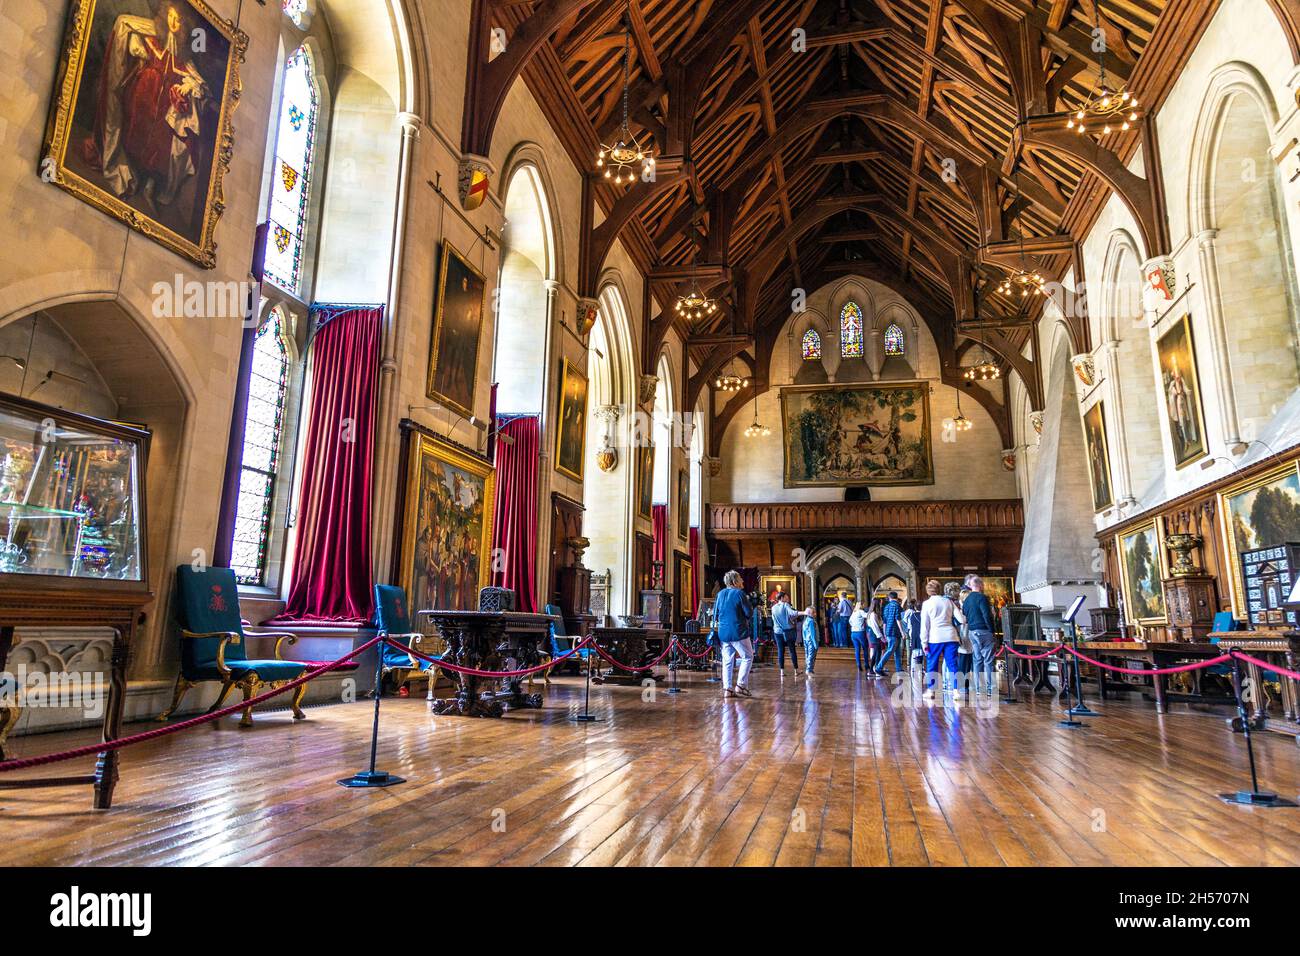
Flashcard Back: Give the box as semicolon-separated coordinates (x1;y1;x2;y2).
239;678;260;728
208;678;238;713
155;675;193;721
290;681;308;719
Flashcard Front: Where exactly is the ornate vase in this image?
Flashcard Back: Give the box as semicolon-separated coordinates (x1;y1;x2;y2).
1165;533;1203;577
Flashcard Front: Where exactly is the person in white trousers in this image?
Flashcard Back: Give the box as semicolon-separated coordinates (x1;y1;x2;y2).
714;569;755;697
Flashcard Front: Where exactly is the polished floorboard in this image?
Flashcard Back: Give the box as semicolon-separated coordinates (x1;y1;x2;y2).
2;660;1298;866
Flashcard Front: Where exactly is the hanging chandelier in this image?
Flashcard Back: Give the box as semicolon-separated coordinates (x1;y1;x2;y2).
963;341;1001;382
1066;7;1141;136
952;391;974;432
714;370;749;394
995;174;1046;300
743;397;770;438
675;284;717;322
596;13;654;186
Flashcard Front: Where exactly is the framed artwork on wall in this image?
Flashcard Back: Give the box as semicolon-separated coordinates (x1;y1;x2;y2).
1083;401;1114;512
780;382;933;488
1156;315;1208;469
676;468;689;539
923;575;1016;619
1218;463;1300;621
635;444;654;521
41;0;248;268
394;424;496;614
426;241;486;420
1117;522;1166;623
554;359;588;481
760;574;799;608
675;550;693;623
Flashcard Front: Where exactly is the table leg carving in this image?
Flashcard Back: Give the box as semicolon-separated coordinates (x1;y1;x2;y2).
93;624;131;810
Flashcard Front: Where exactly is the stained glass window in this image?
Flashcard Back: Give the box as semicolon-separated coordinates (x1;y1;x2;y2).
263;46;318;293
801;328;821;360
840;302;864;358
231;311;291;586
884;322;905;356
283;0;308;28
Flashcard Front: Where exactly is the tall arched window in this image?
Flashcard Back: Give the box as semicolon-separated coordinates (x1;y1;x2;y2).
840;302;864;358
883;323;905;356
801;328;821;360
231;310;291;585
263;46;319;294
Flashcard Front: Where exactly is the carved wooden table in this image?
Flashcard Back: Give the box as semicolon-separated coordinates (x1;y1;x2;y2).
591;626;668;685
0;582;151;809
1210;630;1300;741
422;610;553;718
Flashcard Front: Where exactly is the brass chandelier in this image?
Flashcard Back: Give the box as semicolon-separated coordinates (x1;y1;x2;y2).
675;285;718;322
963;340;1001;382
995;175;1046;300
743;396;770;438
1065;5;1141;136
595;14;654;185
951;391;973;432
714;358;749;394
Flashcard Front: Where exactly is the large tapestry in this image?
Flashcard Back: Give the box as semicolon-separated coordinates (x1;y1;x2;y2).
42;0;246;267
397;429;496;613
1219;464;1300;620
1156;315;1207;469
781;383;932;487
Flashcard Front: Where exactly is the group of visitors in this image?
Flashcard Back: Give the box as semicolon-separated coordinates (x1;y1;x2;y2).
711;569;1000;702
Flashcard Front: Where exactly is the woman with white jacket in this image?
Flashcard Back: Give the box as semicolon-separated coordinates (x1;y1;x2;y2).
919;579;961;701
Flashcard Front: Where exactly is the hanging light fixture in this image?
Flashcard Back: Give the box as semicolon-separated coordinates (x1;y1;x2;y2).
995;174;1047;300
951;391;974;432
595;11;655;186
674;283;718;323
714;367;749;394
743;396;770;438
963;338;1002;382
1066;5;1141;137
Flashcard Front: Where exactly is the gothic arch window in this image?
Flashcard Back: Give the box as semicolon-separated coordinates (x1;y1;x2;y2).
282;0;309;28
840;302;864;358
801;328;821;360
231;309;292;585
883;322;905;356
494;162;556;413
263;45;320;294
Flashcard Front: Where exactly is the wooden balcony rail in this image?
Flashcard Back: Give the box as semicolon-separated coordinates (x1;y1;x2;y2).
706;499;1024;537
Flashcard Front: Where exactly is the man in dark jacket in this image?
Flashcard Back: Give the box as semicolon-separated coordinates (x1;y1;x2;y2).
962;574;996;697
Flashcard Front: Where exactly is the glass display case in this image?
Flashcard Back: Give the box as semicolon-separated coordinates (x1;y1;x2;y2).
0;395;148;583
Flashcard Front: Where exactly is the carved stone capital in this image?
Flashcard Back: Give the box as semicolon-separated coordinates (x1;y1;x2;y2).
1028;410;1044;437
703;455;722;478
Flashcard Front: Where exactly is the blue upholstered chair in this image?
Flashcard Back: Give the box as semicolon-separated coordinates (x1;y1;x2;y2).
374;584;444;696
159;566;311;727
543;603;592;680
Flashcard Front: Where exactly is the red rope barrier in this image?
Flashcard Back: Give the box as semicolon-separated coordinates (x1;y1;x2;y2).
1226;650;1300;682
0;635;384;775
1062;645;1232;676
1003;643;1065;660
673;641;713;660
392;636;596;678
590;639;677;673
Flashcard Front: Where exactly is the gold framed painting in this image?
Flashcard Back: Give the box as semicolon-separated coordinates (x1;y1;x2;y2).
427;241;486;420
1117;521;1166;624
1083;401;1114;512
760;574;799;608
635;443;654;521
1156;315;1208;469
395;425;496;614
781;382;933;487
41;0;247;268
554;358;588;481
1218;462;1300;620
676;468;689;539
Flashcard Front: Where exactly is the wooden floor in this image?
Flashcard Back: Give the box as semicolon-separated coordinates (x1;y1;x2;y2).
2;660;1299;866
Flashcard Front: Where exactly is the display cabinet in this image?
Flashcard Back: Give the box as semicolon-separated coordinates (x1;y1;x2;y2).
0;395;153;809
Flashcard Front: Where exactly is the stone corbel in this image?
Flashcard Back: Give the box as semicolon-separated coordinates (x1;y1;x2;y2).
458;153;495;211
639;374;658;408
1028;410;1044;441
1001;449;1017;472
595;405;621;472
703;455;722;478
575;296;599;338
1071;353;1097;389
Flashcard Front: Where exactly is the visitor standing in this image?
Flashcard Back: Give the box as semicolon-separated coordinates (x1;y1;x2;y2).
849;601;870;672
801;606;820;675
715;570;755;698
963;574;997;698
873;590;906;677
920;579;960;701
770;591;800;676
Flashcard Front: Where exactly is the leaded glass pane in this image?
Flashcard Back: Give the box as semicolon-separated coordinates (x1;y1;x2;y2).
283;0;308;29
801;328;821;360
884;323;905;356
840;302;864;358
263;46;318;293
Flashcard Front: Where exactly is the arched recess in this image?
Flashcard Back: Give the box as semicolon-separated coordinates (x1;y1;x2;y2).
0;298;192;683
803;544;865;612
859;543;918;599
874;302;919;379
494;156;559;413
1190;63;1300;446
583;275;637;615
1100;230;1164;501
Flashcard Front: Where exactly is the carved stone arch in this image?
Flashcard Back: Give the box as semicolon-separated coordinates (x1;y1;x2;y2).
1098;229;1144;346
804;544;863;574
858;544;919;598
499;142;565;284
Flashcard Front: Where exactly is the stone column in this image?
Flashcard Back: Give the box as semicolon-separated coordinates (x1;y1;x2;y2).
1194;230;1243;450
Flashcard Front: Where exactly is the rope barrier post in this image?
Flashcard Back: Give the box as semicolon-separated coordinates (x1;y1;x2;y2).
570;639;602;723
666;638;684;694
338;638;405;788
1065;622;1098;718
1057;645;1083;729
999;638;1018;705
1218;652;1297;808
705;639;721;683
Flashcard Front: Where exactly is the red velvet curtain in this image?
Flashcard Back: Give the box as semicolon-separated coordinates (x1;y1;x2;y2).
490;415;539;611
652;504;668;586
687;526;701;618
272;305;382;624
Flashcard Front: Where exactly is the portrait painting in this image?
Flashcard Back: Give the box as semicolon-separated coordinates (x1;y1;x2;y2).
427;242;487;419
397;428;496;615
636;444;654;521
760;574;798;609
923;575;1015;629
675;551;694;622
1118;523;1165;623
1156;316;1207;468
42;0;246;267
1083;402;1113;512
554;359;588;481
781;383;933;488
676;468;689;539
1219;464;1300;620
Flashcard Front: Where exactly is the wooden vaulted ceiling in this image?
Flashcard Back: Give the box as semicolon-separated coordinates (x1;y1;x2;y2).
529;0;1167;336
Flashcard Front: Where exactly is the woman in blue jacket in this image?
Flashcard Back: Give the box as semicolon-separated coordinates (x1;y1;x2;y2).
714;570;755;697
